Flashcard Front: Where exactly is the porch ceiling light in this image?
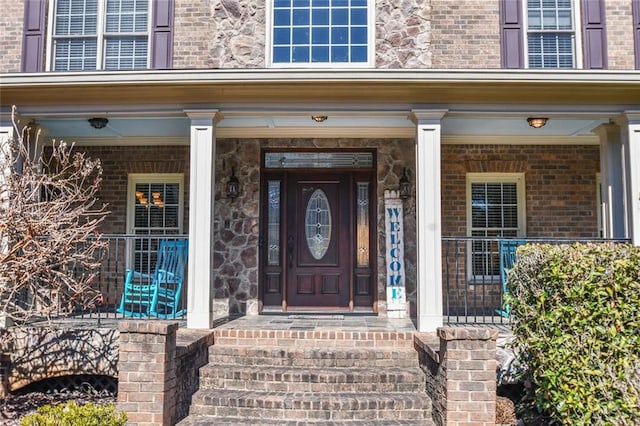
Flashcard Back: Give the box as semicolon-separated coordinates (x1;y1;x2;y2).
527;117;548;129
88;117;109;129
311;115;328;123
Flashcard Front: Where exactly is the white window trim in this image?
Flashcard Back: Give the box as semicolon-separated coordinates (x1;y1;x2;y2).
523;0;583;69
46;0;152;72
466;173;527;282
126;173;184;235
265;0;375;68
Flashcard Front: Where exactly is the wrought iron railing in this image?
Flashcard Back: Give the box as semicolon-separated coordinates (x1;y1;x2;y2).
441;237;630;325
70;234;189;324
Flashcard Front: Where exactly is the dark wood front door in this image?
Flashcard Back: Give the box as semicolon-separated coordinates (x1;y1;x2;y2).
286;173;350;308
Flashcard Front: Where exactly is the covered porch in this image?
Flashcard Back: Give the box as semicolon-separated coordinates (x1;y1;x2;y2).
2;69;639;332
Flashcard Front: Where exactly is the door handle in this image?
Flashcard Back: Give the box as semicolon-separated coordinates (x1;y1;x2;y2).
287;235;294;269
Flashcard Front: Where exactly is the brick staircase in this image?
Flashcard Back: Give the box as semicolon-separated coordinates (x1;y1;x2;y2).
177;328;434;425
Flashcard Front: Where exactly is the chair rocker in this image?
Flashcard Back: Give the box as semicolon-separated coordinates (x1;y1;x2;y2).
496;239;525;318
117;239;188;319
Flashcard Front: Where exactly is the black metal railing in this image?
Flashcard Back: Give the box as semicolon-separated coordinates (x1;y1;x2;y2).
70;234;190;324
441;236;630;326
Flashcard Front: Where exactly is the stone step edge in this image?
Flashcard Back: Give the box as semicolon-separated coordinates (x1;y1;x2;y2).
199;364;426;383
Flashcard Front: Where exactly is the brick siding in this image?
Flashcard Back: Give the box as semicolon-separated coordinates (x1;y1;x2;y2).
605;0;636;70
441;144;601;238
429;0;502;69
0;1;24;73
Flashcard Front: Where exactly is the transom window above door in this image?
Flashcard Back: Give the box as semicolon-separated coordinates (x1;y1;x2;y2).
268;0;373;67
48;0;150;71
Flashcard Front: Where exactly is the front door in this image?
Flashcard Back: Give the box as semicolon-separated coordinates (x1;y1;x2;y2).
260;151;376;312
286;173;350;308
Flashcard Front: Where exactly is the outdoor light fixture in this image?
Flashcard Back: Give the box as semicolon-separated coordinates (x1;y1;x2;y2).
311;115;328;123
226;168;240;200
88;117;109;129
527;117;548;129
398;167;411;200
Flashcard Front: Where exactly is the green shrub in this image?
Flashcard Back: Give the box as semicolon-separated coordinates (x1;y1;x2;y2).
21;401;127;426
508;243;640;425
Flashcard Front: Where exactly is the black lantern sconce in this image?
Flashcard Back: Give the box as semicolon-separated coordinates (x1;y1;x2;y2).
226;167;240;201
398;167;411;200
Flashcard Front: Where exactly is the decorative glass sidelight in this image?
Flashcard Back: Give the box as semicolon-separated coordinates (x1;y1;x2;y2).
267;180;281;265
305;189;332;260
356;182;370;267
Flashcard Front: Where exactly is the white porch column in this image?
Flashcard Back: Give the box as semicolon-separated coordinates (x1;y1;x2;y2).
623;112;640;246
593;124;626;239
0;123;15;328
185;110;219;329
410;110;447;332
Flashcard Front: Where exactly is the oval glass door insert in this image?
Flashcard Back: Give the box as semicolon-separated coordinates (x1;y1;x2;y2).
305;189;332;260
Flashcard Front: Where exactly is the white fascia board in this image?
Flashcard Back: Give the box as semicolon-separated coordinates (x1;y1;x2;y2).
2;68;640;86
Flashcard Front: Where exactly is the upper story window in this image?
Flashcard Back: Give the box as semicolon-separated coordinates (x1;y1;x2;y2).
48;0;150;71
268;0;373;67
525;0;580;68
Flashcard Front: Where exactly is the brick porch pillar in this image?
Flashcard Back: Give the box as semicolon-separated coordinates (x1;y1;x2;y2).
118;321;178;426
438;327;499;426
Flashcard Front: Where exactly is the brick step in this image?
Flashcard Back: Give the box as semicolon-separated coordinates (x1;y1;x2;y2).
213;329;415;348
177;415;435;425
188;389;432;421
199;364;426;393
208;346;420;368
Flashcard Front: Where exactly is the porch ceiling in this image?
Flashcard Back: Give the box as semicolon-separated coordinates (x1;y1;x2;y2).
2;69;637;142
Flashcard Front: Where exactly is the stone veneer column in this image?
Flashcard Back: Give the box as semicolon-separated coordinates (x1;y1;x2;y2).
117;321;178;426
185;111;219;329
623;112;640;246
411;110;446;332
593;123;626;238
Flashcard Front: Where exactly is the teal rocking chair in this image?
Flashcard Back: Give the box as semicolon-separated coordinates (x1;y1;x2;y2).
117;239;188;319
496;239;525;318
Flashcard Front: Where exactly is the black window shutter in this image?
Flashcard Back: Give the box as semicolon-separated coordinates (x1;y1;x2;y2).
634;0;640;69
151;0;175;69
21;0;46;72
500;0;524;69
581;0;608;69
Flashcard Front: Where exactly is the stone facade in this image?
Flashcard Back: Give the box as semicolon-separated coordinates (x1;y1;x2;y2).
2;1;639;72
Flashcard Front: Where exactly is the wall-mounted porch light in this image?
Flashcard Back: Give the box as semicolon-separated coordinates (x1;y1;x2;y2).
527;117;548;128
398;167;411;200
88;117;109;129
226;168;240;201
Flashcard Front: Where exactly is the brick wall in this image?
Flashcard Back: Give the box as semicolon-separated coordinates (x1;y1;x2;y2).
441;144;601;238
416;328;499;426
117;321;215;426
0;1;24;73
429;0;502;69
73;146;190;235
605;0;636;70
